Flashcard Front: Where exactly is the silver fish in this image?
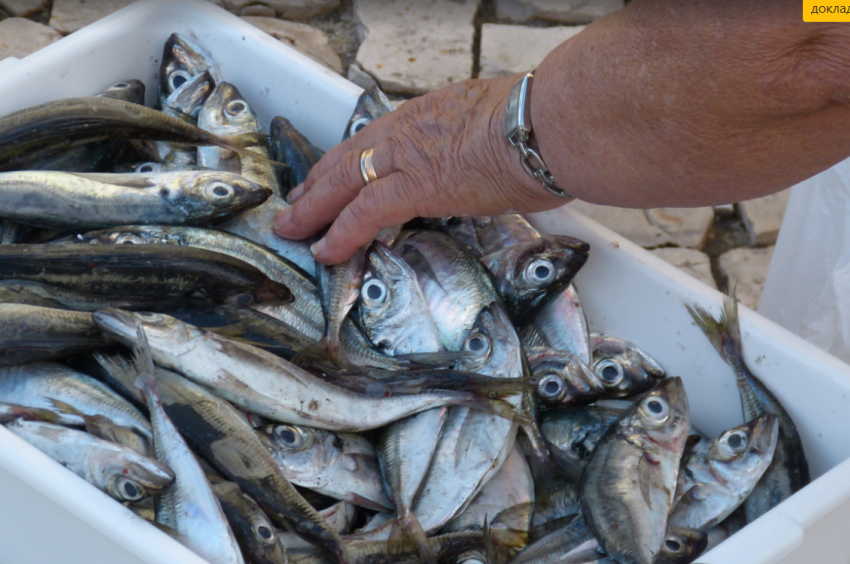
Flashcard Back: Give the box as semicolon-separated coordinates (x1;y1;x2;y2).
589;333;666;398
260;422;391;511
669;415;778;531
526;347;605;407
160;33;222;104
521;285;590;363
580;378;690;564
5;419;173;502
133;327;244;564
342;86;394;141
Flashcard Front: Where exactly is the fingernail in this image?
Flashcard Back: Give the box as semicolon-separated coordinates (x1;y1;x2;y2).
287;184;305;204
273;207;291;234
310;238;327;258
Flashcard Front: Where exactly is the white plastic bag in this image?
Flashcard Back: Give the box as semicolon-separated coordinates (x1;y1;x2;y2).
759;157;850;365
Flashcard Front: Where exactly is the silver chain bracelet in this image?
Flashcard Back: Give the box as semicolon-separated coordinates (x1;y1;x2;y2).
504;71;570;199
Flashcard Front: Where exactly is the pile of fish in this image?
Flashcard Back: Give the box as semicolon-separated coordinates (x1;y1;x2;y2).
0;34;810;564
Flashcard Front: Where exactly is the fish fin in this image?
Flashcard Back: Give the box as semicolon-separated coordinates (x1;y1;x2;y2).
455;410;477;466
492;502;534;530
204;324;276;350
293;339;351;374
684;292;743;365
94;352;144;403
483;515;496;564
388;510;436;564
394;350;473;367
373;370;531;399
343;491;392;512
47;399;82;416
530;513;579;541
131;322;160;402
638;453;654;509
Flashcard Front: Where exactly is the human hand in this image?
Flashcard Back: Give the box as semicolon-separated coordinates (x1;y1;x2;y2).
272;74;569;264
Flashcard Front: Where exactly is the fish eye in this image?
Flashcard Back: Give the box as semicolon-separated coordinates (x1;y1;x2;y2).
274;425;305;449
226;99;248;116
112;82;129;89
135;163;158;173
114;233;145;245
116;477;144;501
253;520;275;543
361;279;388;306
349;117;370;137
230;292;255;306
203;181;235;202
136;312;163;322
537;374;565;402
525;258;555;286
641;396;669;422
594;359;624;387
464;333;490;356
169;70;192;92
720;430;748;456
664;538;683;554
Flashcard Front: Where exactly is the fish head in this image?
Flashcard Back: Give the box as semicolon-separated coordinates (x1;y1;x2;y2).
159;171;271;221
73;227;156;246
460;303;523;377
198;82;261;138
97;79;145;105
235;489;283;558
360;241;436;352
527;346;605;405
590;334;666;398
103;451;175;502
703;414;779;491
481;235;589;325
342;85;394;141
624;377;690;452
657;525;708;564
160;33;219;100
164;70;214;120
93;309;201;354
260;424;337;485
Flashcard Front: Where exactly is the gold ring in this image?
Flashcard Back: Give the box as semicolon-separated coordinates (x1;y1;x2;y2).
360;148;379;185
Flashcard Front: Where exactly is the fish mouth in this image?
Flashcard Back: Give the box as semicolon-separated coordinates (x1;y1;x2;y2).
752;413;779;454
239;183;273;209
92;308;139;345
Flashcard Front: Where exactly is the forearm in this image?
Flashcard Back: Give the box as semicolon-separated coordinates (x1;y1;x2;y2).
532;0;850;207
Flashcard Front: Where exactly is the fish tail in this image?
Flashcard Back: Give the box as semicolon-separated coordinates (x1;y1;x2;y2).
130;322;161;402
685;293;744;366
452;394;530;427
388;509;436;564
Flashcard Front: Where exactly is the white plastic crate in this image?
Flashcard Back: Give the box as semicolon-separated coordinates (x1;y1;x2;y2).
0;1;849;563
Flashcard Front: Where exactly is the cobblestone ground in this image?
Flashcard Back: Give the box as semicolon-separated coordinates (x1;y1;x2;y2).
0;0;788;308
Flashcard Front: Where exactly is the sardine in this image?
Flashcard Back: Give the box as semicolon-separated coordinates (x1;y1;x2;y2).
589;334;666;398
526;347;605;407
212;480;288;564
160;33;222;104
341;86;394;141
271;116;324;193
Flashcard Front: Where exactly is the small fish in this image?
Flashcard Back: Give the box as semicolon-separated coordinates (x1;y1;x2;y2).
526;347;605;406
5;419;174;502
539;406;621;477
341;86;394;141
132;325;244;564
580;378;690;564
160;33;222;105
0;304;106;366
520;284;590;363
270;116;324;193
259;422;392;511
686;294;810;523
0;170;270;229
669;415;778;531
589;334;666;398
212;480;288;564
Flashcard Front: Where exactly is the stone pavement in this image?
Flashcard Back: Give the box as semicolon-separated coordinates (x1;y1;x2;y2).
0;0;787;307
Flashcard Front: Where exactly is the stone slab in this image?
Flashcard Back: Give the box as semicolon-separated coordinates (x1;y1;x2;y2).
479;23;584;79
243;16;343;74
646;206;714;249
49;0;135;35
739;189;791;246
718;246;775;310
0;17;61;60
347;61;379;90
353;0;477;95
0;0;49;18
651;247;716;289
240;5;276;17
224;0;339;19
496;0;624;24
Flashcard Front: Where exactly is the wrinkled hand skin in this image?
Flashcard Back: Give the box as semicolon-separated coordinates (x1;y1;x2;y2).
273;76;566;265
